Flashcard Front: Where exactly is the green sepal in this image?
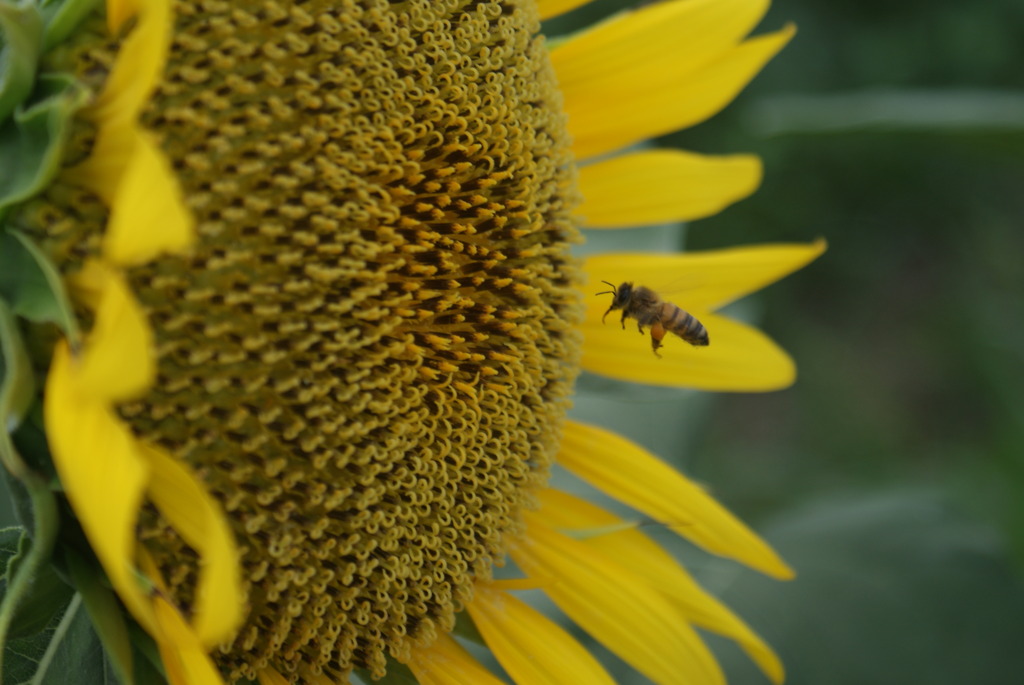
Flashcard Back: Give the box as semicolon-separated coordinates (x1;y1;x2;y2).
0;467;35;534
124;621;167;685
0;229;80;344
0;71;88;222
127;648;167;685
66;550;135;685
1;530;73;640
0;0;43;124
37;0;103;53
0;298;33;441
10;408;56;492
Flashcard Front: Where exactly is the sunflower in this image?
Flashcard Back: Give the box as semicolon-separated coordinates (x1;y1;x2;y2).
0;0;821;684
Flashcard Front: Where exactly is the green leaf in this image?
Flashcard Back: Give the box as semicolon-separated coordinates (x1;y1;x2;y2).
0;451;59;681
0;229;79;343
66;551;134;685
25;594;116;685
37;0;103;53
0;530;74;684
0;71;88;222
0;304;61;673
1;592;66;685
0;1;43;124
2;534;72;640
0;527;19;564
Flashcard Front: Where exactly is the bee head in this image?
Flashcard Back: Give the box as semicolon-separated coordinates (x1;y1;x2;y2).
597;281;633;323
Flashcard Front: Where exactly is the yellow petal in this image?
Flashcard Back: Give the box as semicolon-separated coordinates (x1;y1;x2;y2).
552;0;768;89
584;241;826;311
510;512;725;685
300;674;335;685
102;129;195;265
105;0;142;34
61;127;133;206
64;0;193;266
407;634;507;685
538;488;785;684
564;25;795;160
466;584;616;685
577;150;762;228
152;597;226;685
65;127;195;265
92;0;172;124
537;0;592;20
70;262;154;402
583;311;795;391
143;443;243;645
44;342;155;633
256;669;290;685
558;420;794;579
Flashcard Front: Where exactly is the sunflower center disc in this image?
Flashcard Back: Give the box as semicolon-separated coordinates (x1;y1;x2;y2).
21;0;582;681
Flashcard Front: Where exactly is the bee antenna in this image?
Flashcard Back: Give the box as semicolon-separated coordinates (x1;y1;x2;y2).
595;280;617;296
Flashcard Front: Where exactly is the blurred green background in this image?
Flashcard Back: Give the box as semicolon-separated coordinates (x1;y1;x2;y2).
553;0;1024;683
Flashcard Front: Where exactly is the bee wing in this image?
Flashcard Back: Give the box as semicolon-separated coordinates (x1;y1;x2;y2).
649;274;707;298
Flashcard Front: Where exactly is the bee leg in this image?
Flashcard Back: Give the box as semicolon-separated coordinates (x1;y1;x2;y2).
650;322;666;358
620;310;629;330
636;321;644;335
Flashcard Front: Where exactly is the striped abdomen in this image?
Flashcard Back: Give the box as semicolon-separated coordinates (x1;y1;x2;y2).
658;301;709;346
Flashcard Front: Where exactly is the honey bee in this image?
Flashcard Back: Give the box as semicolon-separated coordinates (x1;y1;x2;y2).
597;281;709;357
